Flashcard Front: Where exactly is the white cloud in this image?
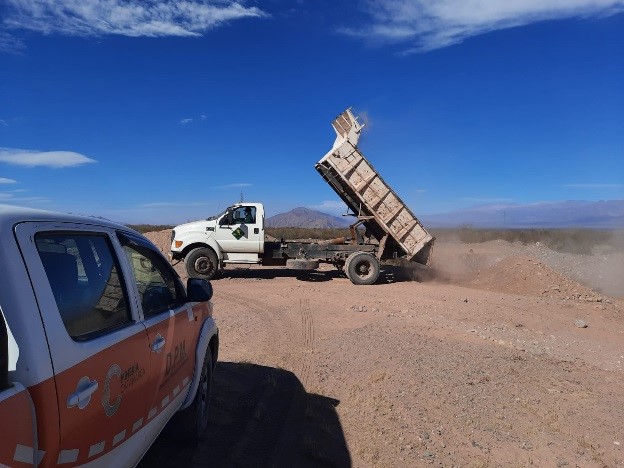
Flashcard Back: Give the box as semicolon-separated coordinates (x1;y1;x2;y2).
0;120;8;127
460;197;515;204
0;178;17;184
2;0;267;41
179;118;193;125
140;201;211;208
0;147;97;168
343;0;624;52
307;200;348;215
0;192;50;203
564;183;624;188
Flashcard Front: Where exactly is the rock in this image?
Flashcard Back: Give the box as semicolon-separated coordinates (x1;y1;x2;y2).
574;319;588;328
556;459;568;467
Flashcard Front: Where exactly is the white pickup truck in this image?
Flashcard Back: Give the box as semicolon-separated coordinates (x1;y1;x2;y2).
170;109;434;285
0;205;219;467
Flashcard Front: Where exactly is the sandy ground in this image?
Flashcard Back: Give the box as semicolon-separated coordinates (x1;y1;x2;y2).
140;232;624;467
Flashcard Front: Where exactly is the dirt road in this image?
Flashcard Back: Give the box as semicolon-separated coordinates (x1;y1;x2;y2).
141;232;623;467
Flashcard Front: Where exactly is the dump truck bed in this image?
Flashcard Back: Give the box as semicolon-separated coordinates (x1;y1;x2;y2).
315;109;434;265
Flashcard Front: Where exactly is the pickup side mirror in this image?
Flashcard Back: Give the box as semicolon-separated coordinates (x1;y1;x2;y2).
187;278;213;302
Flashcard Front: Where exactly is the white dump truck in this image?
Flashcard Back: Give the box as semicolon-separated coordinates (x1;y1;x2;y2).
170;108;434;285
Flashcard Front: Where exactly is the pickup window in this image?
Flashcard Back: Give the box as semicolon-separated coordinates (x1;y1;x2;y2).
35;233;131;340
119;233;185;317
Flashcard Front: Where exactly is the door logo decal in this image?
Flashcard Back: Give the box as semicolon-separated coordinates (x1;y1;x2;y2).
102;362;146;417
231;227;244;240
102;364;122;417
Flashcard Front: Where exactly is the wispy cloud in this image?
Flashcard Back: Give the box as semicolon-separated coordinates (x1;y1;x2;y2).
179;118;193;125
342;0;624;52
216;183;252;189
0;147;97;168
460;197;515;204
2;1;267;47
564;183;624;188
0;31;25;53
307;200;348;215
0;178;17;184
140;201;212;208
0;192;50;203
0;119;8;127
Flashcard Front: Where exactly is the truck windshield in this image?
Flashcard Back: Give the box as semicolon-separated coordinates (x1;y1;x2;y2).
206;208;228;221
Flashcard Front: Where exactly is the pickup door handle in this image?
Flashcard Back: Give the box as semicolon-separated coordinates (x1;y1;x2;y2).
151;334;166;353
67;377;99;409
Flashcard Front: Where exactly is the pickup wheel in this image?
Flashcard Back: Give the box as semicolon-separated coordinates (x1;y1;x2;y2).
186;247;219;280
345;252;380;285
169;347;213;441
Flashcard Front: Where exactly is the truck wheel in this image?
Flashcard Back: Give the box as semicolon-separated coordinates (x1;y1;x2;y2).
170;348;213;441
345;252;380;285
186;248;219;280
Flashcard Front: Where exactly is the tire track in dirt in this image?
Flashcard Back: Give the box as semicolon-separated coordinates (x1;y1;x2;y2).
299;298;315;388
218;293;315;387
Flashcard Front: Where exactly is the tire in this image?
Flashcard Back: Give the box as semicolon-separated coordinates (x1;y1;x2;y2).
186;247;219;280
345;252;380;285
170;347;213;441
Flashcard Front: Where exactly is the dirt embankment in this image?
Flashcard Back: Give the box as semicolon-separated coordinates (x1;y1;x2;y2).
142;231;624;467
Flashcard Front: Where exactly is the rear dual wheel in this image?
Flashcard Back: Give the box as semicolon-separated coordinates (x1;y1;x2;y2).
345;252;380;285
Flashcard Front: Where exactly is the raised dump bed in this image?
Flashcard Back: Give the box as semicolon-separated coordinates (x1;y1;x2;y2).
315;108;435;265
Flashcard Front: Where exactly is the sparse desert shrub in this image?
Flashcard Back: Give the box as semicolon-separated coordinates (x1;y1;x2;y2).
127;224;174;233
266;227;351;241
430;227;621;255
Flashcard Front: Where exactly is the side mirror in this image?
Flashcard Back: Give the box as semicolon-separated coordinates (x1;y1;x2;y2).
187;278;213;302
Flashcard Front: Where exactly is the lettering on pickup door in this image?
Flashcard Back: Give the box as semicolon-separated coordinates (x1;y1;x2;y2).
165;340;187;381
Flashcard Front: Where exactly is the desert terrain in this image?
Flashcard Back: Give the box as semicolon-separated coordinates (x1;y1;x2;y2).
140;231;623;467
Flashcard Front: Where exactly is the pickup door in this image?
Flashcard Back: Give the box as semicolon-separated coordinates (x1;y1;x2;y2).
15;223;155;467
0;310;37;466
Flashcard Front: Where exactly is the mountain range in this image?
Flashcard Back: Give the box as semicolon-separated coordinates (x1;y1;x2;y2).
266;207;351;228
267;200;624;229
420;200;624;228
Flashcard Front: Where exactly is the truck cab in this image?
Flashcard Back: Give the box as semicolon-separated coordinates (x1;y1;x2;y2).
171;203;266;279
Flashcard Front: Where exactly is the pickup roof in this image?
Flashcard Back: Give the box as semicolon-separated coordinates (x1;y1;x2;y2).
0;205;218;467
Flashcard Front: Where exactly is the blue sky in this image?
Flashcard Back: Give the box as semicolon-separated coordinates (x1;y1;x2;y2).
1;0;623;224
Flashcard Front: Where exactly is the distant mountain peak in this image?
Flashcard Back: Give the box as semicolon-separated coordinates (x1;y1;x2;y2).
266;207;351;228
